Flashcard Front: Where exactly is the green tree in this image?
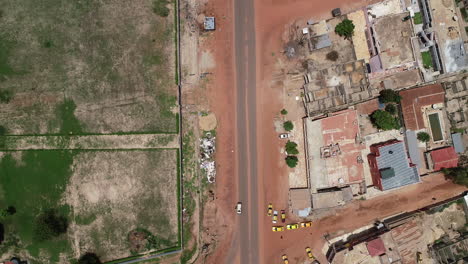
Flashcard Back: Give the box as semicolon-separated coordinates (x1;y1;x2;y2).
379;89;401;103
78;253;102;264
442;167;468;186
335;19;355;39
385;104;397;115
0;90;12;103
33;209;68;241
285;141;299;155
370;110;400;130
285;156;298;168
283;121;294;131
417;132;430;142
280;109;288;115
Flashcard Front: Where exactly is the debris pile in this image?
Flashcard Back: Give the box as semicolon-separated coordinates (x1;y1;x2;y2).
200;132;216;183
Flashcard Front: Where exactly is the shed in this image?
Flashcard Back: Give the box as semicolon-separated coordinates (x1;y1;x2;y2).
366;237;386;256
204;17;215;30
452;133;465;153
430;146;459;171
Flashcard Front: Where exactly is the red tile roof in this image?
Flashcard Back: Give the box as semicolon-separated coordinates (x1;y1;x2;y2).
430;147;459;171
366;237;386;257
400;84;445;130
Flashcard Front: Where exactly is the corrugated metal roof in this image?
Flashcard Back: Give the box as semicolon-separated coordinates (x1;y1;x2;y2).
406;130;422;169
376;141;420;190
452;133;465;153
204;17;215;30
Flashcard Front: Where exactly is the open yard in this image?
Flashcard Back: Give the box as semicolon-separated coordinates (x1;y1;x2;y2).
0;149;180;263
0;0;177;135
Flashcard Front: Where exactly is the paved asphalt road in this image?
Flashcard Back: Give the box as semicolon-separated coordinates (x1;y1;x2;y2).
234;0;258;263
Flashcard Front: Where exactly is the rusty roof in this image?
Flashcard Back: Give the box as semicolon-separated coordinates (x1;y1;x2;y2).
400;84;445;130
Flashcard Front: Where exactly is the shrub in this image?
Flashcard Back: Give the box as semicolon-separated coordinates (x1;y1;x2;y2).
280;109;288;115
0;126;6;136
285;156;298;168
370;110;400;130
385;104;397;115
33;209;68;241
283;121;294;131
285;141;299;155
335;19;355;39
326;51;339;61
379;89;401;103
78;253;102;264
417;132;430;142
153;0;170;17
0;89;12;103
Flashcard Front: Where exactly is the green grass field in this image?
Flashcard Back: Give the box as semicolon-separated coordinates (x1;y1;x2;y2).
413;12;423;24
0;0;177;135
421;51;434;69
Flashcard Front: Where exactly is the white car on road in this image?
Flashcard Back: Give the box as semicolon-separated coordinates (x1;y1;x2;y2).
279;133;290;139
236;202;242;214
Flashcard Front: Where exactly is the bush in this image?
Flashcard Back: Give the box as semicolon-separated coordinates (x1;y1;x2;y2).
0;126;6;136
379;89;401;103
285;141;299;155
385;104;397;115
153;0;170;17
417;132;430;142
285;156;298;168
33;209;68;241
443;167;468;187
0;90;12;103
283;121;294;131
280;109;288;115
335;19;355;39
370;110;400;130
326;51;339;61
78;253;102;264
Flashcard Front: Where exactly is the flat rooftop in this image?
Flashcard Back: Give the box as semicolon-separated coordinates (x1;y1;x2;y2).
372;13;415;69
400;84;445;131
304;109;365;191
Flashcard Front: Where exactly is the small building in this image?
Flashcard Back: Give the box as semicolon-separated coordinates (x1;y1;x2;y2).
428;146;459;171
452;133;465;153
366;237;386;257
289;188;312;217
368;140;420;191
204;17;215;31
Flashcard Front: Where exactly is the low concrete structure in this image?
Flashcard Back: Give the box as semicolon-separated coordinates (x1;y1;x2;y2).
204;17;215;30
289;188;312;217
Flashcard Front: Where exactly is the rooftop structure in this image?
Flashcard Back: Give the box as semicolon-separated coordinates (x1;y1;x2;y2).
371;13;415;70
429;146;459;171
204;17;215;31
348;9;371;63
304;109;365;192
452;133;465;153
368;140;420;191
400;84;445;131
366;238;386;257
444;78;468;130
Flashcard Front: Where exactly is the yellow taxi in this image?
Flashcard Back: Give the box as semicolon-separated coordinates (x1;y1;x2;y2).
306;247;315;259
282;254;289;264
267;203;273;216
300;221;312;228
281;210;286;223
286;223;299;230
272;226;285;232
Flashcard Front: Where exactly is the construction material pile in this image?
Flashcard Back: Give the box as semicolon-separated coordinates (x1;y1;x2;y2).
200;132;216;183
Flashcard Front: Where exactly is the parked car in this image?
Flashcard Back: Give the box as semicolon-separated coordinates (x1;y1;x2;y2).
300;221;312;228
281;210;286;223
282;254;289;264
272;210;278;223
279;133;290;139
267;203;273;216
272;226;285;232
286;223;299;230
236;202;242;214
332;8;341;17
306;247;315;259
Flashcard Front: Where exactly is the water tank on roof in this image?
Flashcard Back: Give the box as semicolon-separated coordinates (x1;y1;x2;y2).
432;103;444;109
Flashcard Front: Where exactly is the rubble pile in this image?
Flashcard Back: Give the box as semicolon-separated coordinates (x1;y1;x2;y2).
200;132;216;183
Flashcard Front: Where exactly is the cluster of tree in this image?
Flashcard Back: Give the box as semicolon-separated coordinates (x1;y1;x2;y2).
335;19;355;39
33;209;68;242
280;109;288;115
370;90;403;131
443;167;468;187
285;141;299;168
